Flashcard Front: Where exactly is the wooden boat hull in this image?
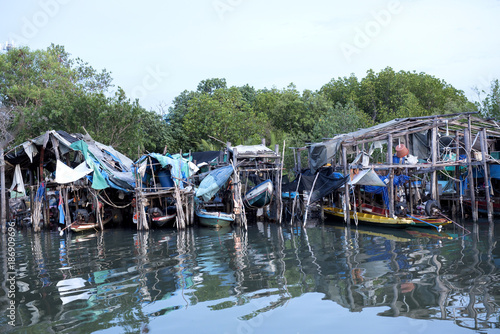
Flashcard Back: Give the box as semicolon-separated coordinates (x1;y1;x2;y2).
408;215;452;228
196;209;234;228
465;199;500;215
70;216;112;232
324;206;415;228
244;180;273;208
359;203;452;228
151;213;176;227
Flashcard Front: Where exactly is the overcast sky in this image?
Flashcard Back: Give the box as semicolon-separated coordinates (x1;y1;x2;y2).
2;0;500;111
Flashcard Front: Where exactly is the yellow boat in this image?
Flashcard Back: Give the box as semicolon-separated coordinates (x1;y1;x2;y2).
324;206;415;228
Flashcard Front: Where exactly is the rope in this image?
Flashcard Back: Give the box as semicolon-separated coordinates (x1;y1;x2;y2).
97;190;132;209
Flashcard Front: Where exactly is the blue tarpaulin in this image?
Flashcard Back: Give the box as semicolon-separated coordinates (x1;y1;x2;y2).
196;166;234;202
364;174;410;209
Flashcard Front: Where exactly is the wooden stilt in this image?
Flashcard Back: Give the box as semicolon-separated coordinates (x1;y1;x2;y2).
431;124;438;202
342;145;350;225
480;128;494;223
387;134;394;217
465;128;478;222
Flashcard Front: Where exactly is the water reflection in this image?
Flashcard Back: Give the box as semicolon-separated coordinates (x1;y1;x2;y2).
1;220;499;333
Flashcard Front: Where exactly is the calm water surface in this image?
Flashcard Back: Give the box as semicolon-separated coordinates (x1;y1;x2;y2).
1;218;499;334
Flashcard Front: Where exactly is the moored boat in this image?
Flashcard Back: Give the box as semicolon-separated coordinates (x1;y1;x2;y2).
324;206;415;228
243;179;273;208
151;212;177;227
358;203;452;229
70;209;112;232
148;206;177;228
196;208;234;228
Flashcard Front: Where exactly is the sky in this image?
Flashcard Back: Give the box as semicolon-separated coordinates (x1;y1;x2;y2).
1;0;500;111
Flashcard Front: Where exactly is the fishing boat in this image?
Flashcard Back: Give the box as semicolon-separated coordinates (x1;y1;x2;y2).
151;212;176;227
324;206;415;228
358;203;452;229
70;209;112;232
70;218;111;232
196;208;234;228
148;206;177;228
464;199;500;216
243;179;273;208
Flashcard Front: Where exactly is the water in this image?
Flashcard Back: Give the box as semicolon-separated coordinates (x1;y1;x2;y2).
1;218;499;334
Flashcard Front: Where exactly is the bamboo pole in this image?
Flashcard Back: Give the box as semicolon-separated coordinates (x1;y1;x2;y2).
290;173;302;225
480;128;493;223
454;130;462;220
465;128;478;222
63;187;71;228
342;145;350;225
387;134;394;217
431;124;439;202
303;172;319;227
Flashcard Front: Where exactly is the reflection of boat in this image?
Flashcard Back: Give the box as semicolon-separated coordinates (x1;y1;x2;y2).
328;223;413;242
406;228;455;240
243;179;273;208
324;206;414;228
196;208;234;228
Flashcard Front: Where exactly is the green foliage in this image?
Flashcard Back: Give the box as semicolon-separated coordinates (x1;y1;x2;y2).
0;44;161;157
1;44;485;161
312;101;373;141
197;78;227;94
320;67;472;123
477;79;500;120
183;86;267;148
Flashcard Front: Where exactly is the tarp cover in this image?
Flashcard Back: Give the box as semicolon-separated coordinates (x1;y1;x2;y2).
229;144;277;155
282;169;349;203
308;119;406;173
54;160;92;184
191;151;221;165
196;165;234;202
350;168;387;187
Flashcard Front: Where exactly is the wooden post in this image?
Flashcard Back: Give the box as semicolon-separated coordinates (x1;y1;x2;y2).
63;187;71;228
290;173;301;224
431;124;438;202
480;128;493;223
174;186;186;229
455;130;462;220
387;134;394;217
464;128;478;222
303;172;320;227
190;193;195;226
231;149;247;229
405;134;413;216
274;143;283;224
297;149;302;173
342;145;350;224
292;148;298;174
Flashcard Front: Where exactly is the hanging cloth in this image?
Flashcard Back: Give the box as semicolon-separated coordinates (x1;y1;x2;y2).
9;164;26;196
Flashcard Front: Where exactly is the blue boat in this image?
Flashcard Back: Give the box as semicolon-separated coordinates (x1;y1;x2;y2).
243;179;274;208
196;208;234;228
